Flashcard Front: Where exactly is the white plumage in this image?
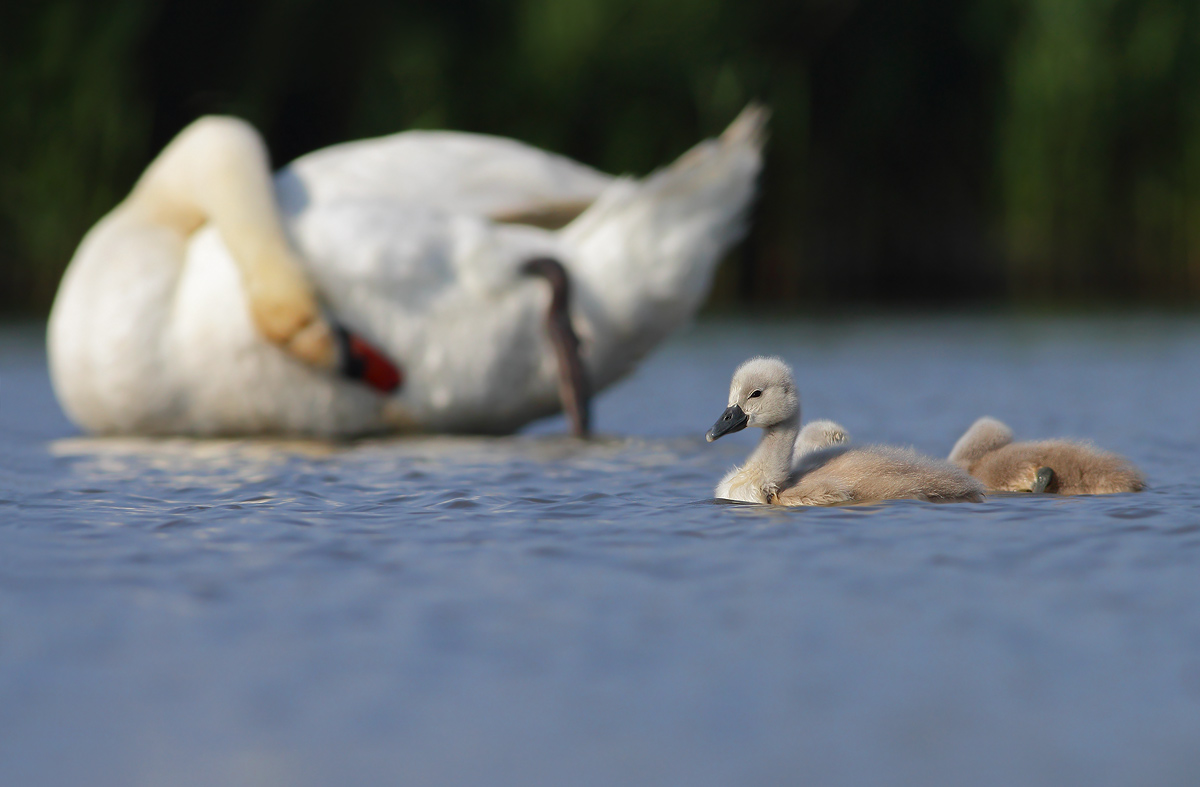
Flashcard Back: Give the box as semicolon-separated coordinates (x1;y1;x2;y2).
49;108;766;436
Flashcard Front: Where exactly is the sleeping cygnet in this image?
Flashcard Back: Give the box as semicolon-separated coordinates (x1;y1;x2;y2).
948;416;1145;494
705;357;985;506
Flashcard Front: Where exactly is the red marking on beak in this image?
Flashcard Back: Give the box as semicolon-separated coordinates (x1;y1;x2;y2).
336;326;402;393
350;334;402;392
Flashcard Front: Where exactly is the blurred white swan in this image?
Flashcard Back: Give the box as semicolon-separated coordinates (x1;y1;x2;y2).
48;107;766;437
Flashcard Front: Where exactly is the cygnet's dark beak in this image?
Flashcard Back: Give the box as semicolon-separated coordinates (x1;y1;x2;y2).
706;404;748;442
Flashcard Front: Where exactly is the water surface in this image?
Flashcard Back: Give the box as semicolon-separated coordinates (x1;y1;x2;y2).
2;317;1199;786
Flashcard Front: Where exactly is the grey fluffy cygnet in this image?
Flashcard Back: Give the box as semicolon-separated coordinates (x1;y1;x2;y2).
948;416;1145;494
705;357;985;506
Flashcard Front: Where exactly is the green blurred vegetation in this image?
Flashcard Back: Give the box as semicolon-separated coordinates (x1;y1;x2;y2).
2;0;1200;314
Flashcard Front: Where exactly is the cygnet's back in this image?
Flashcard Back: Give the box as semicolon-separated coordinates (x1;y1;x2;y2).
780;444;986;506
949;416;1144;495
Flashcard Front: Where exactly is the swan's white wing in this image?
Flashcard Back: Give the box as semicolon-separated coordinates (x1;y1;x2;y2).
281;197;569;431
275;130;613;218
286;200;460;314
284;197;566;311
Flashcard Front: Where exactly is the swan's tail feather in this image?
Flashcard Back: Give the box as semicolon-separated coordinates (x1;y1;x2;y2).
565;104;767;366
721;102;770;149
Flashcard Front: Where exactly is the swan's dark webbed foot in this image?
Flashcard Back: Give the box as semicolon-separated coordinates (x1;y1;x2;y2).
521;257;591;438
1031;466;1056;494
333;324;403;393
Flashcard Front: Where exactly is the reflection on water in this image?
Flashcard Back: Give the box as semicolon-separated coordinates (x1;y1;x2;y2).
2;316;1200;786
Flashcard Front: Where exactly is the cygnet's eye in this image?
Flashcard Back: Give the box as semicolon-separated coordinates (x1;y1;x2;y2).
748;390;762;399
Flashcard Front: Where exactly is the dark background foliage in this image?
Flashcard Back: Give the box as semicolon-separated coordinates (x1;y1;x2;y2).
3;0;1199;316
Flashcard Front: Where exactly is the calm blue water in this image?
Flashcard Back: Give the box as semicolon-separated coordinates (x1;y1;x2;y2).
2;316;1199;786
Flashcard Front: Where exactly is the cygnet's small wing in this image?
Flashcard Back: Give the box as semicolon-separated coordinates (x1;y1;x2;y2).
793;419;850;465
948;416;1014;468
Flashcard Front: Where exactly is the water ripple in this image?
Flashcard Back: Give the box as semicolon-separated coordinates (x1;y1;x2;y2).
3;318;1200;786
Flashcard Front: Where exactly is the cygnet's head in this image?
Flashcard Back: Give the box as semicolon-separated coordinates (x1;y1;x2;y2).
706;357;799;441
796;419;849;453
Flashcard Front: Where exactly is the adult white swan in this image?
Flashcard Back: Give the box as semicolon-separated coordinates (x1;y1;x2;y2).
48;107;765;437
